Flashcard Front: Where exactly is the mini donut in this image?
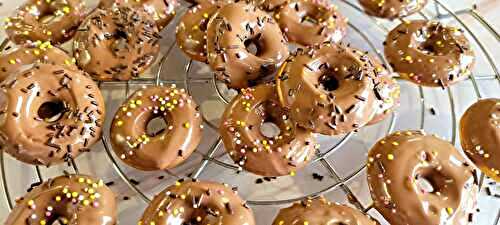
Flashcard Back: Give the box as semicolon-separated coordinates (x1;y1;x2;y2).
367;130;478;225
273;197;379;225
206;2;289;89
274;0;347;46
4;174;116;225
0;41;76;83
276;43;379;135
367;60;400;125
5;0;86;44
220;83;316;176
0;63;105;166
98;0;177;30
73;6;161;81
359;0;428;19
460;98;500;182
384;20;475;87
110;85;203;171
139;179;256;225
176;3;219;62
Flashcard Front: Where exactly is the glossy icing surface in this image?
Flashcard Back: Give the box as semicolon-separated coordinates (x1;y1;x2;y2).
359;0;428;19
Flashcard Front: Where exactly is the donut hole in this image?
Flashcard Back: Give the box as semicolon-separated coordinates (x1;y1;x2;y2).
318;74;340;91
414;25;454;56
146;116;168;137
38;100;66;122
300;15;319;27
260;121;281;138
244;38;262;56
415;174;436;193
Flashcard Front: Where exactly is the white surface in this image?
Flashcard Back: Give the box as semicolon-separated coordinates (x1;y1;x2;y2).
0;0;499;224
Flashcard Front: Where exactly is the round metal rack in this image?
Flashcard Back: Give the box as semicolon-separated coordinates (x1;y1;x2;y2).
0;0;499;224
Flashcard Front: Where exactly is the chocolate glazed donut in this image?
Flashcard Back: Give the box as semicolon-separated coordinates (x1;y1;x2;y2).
73;6;161;81
176;3;219;62
0;41;77;83
367;130;478;225
139;179;255;225
5;0;86;44
276;43;379;135
384;20;475;88
273;197;379;225
220;83;316;176
359;0;428;19
460;98;500;182
206;2;289;89
110;85;203;171
5;174;117;225
0;63;105;166
274;0;347;46
98;0;177;30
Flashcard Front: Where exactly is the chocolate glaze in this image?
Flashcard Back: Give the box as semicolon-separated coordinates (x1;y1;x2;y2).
0;41;77;83
206;2;289;89
99;0;177;30
110;85;203;171
5;0;86;44
73;6;160;81
5;174;117;225
0;63;105;166
176;3;219;62
460;98;500;182
367;130;478;225
273;197;379;225
274;0;347;46
220;83;316;176
367;59;400;125
276;43;379;135
139;179;255;225
359;0;428;19
385;20;475;88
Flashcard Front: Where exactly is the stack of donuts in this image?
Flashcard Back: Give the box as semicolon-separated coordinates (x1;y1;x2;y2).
0;0;497;225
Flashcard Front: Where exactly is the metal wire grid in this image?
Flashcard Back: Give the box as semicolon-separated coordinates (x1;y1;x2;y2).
0;0;498;223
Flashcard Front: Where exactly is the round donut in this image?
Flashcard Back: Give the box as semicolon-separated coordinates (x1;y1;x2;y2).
206;2;289;89
274;0;347;46
176;3;219;62
5;0;86;44
98;0;177;30
384;20;475;87
0;63;105;166
4;174;116;225
73;6;161;81
359;0;428;19
0;41;76;83
460;98;500;182
367;130;478;225
139;179;255;225
276;43;379;135
220;83;316;176
110;85;203;171
273;197;379;225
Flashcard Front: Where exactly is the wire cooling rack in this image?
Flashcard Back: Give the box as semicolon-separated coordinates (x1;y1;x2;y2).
0;0;499;224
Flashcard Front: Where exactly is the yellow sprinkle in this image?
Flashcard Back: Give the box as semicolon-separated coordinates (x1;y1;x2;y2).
62;6;70;14
387;154;394;160
196;216;202;222
404;55;412;62
55;196;62;202
136;100;142;105
183;122;190;128
78;177;85;183
290;171;296;176
278;221;284;225
116;120;124;127
83;200;90;206
175;181;182;186
446;207;454;215
203;13;209;18
150;222;156;225
72;192;78;198
391;142;399;146
88;188;95;194
40;220;46;225
27;200;34;206
8;59;16;64
130;103;137;109
304;222;309;225
62;188;69;193
181;194;186;199
158;210;164;217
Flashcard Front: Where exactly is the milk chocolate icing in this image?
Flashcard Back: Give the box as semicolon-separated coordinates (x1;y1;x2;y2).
220;83;316;176
110;85;203;171
206;2;289;89
4;174;117;225
139;179;255;225
367;130;478;225
73;6;160;81
274;0;347;46
276;43;379;135
0;63;105;166
176;3;219;62
359;0;428;19
384;20;475;88
273;197;380;225
99;0;177;30
0;41;77;83
460;98;500;182
5;0;86;44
